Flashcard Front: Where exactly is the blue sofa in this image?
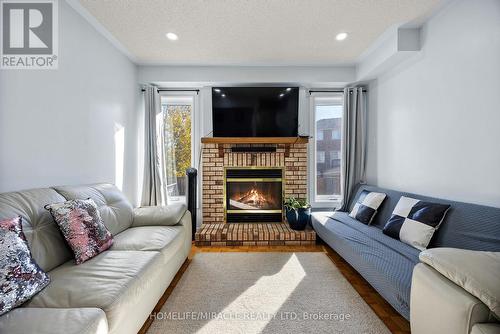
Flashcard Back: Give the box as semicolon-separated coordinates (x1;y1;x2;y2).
311;184;500;320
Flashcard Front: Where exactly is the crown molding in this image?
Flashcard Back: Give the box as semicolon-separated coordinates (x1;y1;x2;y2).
65;0;138;63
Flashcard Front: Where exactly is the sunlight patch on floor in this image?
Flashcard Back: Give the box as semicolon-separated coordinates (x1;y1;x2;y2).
196;253;305;334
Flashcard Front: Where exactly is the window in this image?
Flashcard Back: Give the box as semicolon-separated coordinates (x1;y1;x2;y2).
330;151;341;168
317;151;325;163
316;130;324;141
161;95;194;203
330;151;341;160
310;93;344;205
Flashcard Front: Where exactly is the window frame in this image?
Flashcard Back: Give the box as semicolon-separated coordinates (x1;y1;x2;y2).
316;151;325;163
309;92;344;208
159;91;199;204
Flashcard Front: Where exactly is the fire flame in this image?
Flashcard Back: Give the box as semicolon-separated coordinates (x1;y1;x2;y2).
238;188;269;207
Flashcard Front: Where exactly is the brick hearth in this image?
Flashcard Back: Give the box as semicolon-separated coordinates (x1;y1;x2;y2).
195;139;315;246
195;223;316;246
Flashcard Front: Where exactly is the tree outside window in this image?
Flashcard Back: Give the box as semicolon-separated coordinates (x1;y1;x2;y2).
163;104;192;198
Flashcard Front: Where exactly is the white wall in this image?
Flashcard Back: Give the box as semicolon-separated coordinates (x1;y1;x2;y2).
366;0;500;207
138;65;355;88
0;0;140;204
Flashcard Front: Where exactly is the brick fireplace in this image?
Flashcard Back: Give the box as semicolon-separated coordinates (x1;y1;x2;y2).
195;138;316;246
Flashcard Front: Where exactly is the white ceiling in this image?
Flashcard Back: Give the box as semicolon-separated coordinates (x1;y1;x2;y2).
78;0;442;66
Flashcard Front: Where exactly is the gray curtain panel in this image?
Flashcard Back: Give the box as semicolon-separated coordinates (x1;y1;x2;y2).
339;87;367;211
141;86;166;206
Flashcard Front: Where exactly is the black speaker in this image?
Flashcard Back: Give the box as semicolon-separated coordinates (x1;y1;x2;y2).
186;168;197;241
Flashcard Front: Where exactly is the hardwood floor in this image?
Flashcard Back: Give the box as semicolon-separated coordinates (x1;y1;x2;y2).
139;242;411;334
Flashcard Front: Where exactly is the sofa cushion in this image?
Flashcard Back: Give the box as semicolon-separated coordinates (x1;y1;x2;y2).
331;211;421;261
112;225;187;264
0;188;72;272
312;211;420;319
26;250;161;333
0;216;50;315
0;307;107;334
45;199;114;264
132;203;187;227
420;248;500;319
53;184;133;235
112;225;181;251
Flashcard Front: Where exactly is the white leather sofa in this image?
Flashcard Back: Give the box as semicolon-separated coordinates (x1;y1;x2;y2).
411;248;500;334
0;184;192;334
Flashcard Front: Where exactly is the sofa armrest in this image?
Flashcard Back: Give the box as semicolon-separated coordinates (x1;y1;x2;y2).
411;263;491;334
419;248;500;319
471;324;500;334
178;209;192;255
132;203;187;227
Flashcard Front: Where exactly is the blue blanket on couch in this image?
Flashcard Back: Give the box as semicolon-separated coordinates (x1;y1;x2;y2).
311;184;500;320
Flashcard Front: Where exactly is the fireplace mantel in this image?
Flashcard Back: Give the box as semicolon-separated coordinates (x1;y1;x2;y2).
201;137;309;144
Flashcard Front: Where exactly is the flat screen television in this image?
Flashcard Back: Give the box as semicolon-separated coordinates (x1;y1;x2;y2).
212;87;299;137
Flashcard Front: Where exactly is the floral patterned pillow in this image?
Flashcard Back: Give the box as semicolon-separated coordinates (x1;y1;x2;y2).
45;198;113;264
0;216;50;315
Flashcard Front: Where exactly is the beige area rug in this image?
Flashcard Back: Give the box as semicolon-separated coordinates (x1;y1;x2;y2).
148;252;390;334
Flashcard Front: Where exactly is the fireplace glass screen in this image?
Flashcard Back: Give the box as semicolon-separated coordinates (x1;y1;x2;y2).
227;182;282;211
225;168;283;223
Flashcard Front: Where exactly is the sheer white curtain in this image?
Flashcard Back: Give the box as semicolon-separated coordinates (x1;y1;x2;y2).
141;86;168;206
